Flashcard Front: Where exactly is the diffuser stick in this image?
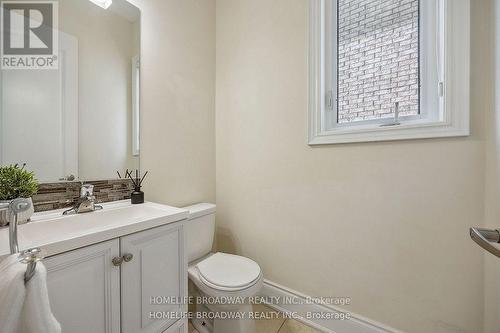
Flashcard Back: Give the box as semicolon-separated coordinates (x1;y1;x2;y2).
139;171;148;186
126;170;138;188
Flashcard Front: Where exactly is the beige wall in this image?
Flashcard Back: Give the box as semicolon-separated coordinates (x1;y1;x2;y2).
216;0;489;332
126;0;495;330
484;1;500;332
129;0;216;206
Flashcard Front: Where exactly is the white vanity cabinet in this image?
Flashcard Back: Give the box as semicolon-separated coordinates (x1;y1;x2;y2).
44;239;121;333
44;222;187;333
120;223;186;333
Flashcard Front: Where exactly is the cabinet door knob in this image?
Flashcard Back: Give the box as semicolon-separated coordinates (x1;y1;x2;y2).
112;257;123;266
122;253;134;262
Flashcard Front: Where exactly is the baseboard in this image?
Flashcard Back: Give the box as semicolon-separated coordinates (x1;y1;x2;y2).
259;280;404;333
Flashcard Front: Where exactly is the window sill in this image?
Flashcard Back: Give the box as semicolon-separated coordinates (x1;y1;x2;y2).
308;121;470;145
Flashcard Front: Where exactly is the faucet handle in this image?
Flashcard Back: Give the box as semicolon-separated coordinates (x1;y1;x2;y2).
80;184;95;198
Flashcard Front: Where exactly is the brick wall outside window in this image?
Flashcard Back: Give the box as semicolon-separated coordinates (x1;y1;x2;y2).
337;0;420;123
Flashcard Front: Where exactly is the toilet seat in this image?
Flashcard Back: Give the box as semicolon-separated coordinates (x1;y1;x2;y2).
188;252;264;333
195;253;261;291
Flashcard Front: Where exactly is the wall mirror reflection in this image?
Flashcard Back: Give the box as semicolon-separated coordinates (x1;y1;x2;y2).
0;0;141;182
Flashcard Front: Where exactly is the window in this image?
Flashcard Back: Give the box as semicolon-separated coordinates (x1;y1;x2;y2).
308;0;470;145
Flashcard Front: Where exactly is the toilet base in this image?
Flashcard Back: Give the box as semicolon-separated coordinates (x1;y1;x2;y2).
192;303;256;333
192;317;212;333
192;302;213;333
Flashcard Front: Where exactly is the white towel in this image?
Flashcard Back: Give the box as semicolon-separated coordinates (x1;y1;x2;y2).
0;255;28;333
0;256;61;333
20;263;61;333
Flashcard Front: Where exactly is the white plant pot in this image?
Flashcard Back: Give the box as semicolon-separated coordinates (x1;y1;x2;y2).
0;198;35;227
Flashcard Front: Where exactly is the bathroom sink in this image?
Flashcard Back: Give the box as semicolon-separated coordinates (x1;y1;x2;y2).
0;201;189;258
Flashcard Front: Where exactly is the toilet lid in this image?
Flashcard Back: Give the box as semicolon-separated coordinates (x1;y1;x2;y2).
196;253;261;289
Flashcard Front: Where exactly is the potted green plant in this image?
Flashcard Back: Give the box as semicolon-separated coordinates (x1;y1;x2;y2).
0;164;39;226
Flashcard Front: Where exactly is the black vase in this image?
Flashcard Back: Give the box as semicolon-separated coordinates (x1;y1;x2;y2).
131;188;144;204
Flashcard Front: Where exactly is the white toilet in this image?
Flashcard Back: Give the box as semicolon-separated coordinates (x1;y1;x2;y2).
183;203;263;333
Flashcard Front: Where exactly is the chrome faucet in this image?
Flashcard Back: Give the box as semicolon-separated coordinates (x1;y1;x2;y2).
63;184;103;215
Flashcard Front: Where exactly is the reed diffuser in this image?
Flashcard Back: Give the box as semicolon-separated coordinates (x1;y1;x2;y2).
118;169;148;204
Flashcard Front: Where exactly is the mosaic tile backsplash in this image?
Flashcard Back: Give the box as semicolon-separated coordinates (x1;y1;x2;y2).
32;179;134;213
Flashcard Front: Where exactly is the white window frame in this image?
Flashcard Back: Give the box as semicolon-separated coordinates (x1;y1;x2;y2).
132;55;140;157
308;0;470;145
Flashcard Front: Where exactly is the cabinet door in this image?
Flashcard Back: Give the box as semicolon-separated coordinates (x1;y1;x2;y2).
121;223;187;333
44;239;121;333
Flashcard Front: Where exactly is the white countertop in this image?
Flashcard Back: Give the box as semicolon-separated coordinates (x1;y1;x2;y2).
0;201;189;258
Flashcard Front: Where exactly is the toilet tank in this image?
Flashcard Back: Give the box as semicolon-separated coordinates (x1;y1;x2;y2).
183;203;216;263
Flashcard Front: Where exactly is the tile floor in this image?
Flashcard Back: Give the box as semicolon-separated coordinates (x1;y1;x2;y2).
188;304;322;333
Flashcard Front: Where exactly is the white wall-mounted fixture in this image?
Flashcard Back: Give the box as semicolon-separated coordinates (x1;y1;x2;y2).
88;0;112;9
132;55;140;157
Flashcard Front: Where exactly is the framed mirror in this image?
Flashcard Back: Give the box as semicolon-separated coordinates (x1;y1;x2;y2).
0;0;141;182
